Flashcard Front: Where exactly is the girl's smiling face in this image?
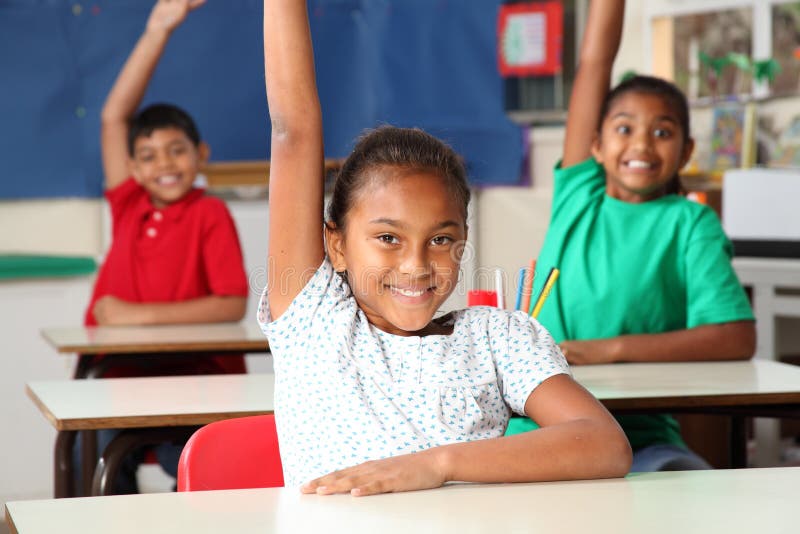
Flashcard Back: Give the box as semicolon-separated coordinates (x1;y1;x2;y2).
592;92;694;203
326;167;467;336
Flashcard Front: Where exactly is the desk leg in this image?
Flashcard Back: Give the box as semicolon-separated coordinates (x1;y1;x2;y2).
54;431;76;498
80;430;98;496
73;355;93;379
730;416;748;468
752;282;782;466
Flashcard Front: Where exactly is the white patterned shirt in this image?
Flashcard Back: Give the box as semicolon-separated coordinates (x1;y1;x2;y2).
258;258;570;486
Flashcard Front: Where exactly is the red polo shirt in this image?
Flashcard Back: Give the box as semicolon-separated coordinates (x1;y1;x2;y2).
85;178;248;376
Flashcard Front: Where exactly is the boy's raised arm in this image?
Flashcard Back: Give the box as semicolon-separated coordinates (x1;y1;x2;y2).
100;0;205;190
264;0;325;319
562;0;625;168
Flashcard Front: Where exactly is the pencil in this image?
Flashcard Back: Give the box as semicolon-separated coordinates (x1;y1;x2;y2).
530;267;560;318
519;259;536;314
514;267;525;311
494;268;505;309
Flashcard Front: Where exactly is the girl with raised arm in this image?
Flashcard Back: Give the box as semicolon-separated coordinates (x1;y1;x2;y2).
510;0;755;472
258;0;631;495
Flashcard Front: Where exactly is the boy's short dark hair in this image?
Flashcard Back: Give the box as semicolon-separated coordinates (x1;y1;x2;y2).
127;103;201;156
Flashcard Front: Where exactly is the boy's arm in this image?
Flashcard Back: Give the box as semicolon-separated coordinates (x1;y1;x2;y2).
562;0;625;168
101;0;205;190
264;0;325;320
301;375;632;496
92;295;246;326
559;321;756;365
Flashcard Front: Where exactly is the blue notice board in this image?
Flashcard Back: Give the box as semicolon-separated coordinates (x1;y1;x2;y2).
0;0;523;199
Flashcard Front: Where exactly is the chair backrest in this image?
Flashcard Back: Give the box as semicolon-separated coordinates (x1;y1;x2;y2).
177;414;284;491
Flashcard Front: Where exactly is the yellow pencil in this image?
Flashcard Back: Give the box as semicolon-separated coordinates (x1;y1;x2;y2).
530;267;560;318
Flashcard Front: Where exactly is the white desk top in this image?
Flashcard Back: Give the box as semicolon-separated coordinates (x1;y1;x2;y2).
6;467;800;534
572;360;800;410
40;322;268;354
732;256;800;284
26;361;800;431
26;374;274;431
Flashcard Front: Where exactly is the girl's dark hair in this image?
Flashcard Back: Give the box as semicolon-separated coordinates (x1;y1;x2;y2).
598;75;691;195
327;126;470;230
127;103;201;156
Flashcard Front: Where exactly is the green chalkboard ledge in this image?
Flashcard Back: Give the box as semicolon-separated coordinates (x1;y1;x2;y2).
0;255;96;281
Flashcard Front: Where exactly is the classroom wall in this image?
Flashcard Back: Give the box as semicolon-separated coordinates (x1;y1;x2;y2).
0;3;653;507
0;278;85;502
2;1;798;510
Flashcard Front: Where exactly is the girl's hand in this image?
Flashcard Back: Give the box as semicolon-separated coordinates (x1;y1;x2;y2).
559;339;620;365
145;0;206;34
92;296;144;326
300;451;447;497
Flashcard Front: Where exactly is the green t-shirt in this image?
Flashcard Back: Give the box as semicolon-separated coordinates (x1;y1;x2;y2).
532;158;754;450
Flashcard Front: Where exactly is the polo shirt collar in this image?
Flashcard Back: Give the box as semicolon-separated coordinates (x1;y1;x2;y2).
146;187;205;221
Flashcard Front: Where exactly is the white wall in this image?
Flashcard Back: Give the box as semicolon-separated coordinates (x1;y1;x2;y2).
0;4;658;507
0;277;88;502
3;1;799;508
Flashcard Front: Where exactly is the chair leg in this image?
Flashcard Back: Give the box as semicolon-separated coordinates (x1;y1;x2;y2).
92;426;197;496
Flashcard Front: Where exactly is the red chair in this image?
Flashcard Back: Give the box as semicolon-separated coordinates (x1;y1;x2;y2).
177;414;284;491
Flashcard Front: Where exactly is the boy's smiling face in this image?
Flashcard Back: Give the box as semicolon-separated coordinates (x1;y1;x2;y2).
326;168;467;336
128;127;208;208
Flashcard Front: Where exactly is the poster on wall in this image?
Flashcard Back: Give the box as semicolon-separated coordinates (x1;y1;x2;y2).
497;1;563;77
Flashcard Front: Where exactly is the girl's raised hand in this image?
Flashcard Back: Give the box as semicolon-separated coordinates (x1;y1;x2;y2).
145;0;206;34
300;451;447;497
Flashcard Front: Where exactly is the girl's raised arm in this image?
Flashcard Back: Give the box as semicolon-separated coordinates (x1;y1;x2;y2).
264;0;325;319
562;0;625;167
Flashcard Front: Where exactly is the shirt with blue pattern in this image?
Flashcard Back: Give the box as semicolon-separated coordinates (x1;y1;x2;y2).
258;258;570;486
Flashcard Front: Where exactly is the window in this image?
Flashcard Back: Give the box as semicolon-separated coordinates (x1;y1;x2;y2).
503;0;582;123
646;1;800;101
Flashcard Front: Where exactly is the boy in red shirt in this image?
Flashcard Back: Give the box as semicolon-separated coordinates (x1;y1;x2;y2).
79;0;248;493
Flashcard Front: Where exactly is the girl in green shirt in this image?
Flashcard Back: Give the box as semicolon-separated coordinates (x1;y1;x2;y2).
508;0;756;471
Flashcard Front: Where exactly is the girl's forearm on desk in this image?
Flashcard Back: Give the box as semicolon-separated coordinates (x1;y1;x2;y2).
561;321;756;365
433;417;631;485
301;375;631;496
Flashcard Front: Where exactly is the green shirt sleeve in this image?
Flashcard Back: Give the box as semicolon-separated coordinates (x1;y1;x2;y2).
551;157;605;217
685;207;754;327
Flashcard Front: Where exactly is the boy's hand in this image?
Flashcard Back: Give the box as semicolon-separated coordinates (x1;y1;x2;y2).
146;0;206;34
92;296;146;326
300;450;447;497
559;339;620;365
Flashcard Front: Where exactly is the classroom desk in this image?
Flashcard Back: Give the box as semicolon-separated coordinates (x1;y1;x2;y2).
732;257;800;466
40;322;270;495
28;360;800;497
6;467;800;534
27;374;274;498
576;360;800;468
41;322;269;377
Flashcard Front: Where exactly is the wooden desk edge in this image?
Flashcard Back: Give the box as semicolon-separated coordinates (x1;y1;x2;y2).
25;384;62;431
5;504;20;534
600;391;800;411
39;329;61;352
51;341;269;355
55;410;274;431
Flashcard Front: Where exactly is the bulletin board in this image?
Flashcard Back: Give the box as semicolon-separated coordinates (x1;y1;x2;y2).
0;0;524;199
